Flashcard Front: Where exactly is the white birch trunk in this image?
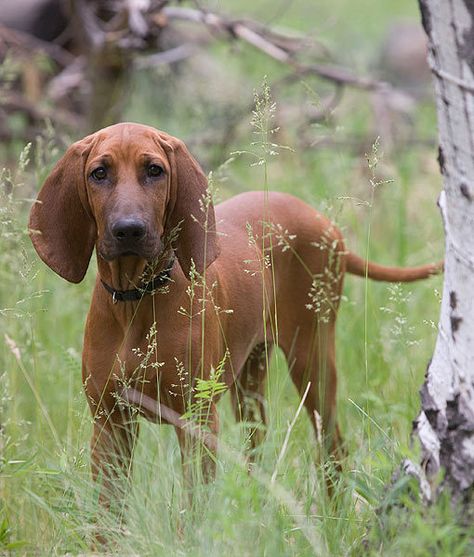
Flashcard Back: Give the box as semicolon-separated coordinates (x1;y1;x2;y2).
411;0;474;501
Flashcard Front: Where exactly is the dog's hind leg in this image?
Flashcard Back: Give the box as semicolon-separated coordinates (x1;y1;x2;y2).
231;342;270;457
282;319;343;464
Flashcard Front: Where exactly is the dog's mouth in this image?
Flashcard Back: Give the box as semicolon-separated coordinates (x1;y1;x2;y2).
99;238;162;262
119;249;141;257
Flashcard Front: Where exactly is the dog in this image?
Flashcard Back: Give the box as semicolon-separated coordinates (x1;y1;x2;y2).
29;122;440;497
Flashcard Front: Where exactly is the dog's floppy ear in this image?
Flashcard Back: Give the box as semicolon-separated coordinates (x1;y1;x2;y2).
157;133;220;277
29;136;97;283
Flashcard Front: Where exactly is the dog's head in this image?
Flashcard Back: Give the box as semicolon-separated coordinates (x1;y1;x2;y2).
29;123;220;282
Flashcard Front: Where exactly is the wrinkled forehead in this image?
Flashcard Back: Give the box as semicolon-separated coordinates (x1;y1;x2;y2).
88;124;168;165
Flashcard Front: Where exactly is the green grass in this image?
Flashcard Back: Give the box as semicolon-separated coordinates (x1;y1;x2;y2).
2;0;472;555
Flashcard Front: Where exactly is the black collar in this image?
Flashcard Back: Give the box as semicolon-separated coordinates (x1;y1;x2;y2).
101;258;174;303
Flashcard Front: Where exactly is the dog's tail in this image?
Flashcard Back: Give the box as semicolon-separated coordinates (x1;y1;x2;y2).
346;252;443;282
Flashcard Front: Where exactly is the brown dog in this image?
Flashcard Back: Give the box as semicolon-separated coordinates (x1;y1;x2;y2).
29;122;439;494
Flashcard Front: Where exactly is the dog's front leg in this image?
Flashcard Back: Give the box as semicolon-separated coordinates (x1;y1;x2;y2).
175;401;219;492
90;409;139;503
88;406;139;546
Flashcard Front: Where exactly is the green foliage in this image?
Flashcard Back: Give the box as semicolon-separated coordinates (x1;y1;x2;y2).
182;351;229;427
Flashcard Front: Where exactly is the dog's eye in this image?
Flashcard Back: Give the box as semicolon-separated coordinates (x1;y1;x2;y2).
91;167;107;181
147;164;164;178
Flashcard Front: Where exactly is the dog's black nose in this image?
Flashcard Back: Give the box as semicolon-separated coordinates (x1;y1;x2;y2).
112;218;146;241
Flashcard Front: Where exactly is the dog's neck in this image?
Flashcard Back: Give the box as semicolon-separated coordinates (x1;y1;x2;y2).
97;255;148;292
97;249;174;293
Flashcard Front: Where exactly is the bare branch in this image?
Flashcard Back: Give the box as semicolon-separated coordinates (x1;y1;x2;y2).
0;24;75;67
135;43;195;68
2;91;81;128
73;0;107;48
161;5;396;93
47;57;87;101
126;0;151;37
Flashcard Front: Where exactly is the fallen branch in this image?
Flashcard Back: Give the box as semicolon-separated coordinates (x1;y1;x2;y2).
122;386;325;554
160;5;400;94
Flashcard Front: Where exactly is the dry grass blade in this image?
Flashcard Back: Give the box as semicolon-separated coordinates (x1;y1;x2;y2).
271;380;311;484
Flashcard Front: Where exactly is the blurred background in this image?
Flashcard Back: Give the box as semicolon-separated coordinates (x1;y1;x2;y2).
0;0;442;264
0;0;442;259
1;0;433;160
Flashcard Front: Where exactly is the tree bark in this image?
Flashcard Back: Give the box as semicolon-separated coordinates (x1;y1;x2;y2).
413;0;474;502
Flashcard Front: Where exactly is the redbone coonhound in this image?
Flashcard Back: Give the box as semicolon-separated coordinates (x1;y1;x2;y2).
29;122;439;495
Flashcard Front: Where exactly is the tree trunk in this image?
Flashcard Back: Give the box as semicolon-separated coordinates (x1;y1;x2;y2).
412;0;474;502
70;0;131;131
